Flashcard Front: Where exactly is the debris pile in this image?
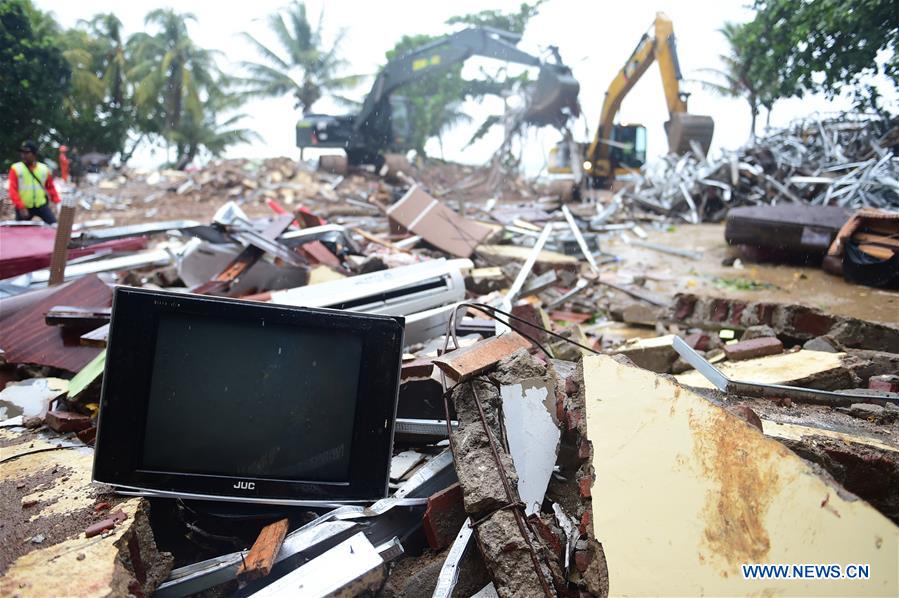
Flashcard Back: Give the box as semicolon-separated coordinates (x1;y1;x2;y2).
1;150;898;596
624;113;899;222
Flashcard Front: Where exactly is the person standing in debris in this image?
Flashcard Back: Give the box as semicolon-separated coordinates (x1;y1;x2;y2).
58;145;70;182
8;140;60;224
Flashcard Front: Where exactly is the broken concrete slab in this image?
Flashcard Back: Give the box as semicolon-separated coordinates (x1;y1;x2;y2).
0;378;68;420
583;354;898;596
676;350;855;390
612;334;678;373
0;427;172;594
803;335;841;352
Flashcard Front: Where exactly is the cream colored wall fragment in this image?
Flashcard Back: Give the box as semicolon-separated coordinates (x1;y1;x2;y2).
583;354;898;596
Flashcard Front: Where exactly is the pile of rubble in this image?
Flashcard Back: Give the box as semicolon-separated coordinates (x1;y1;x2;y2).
624;112;899;222
1;152;898;596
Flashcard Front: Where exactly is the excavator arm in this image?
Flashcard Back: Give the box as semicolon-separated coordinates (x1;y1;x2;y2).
297;27;579;166
584;13;713;180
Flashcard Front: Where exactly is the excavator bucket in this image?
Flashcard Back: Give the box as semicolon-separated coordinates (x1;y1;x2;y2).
666;113;715;155
523;65;580;127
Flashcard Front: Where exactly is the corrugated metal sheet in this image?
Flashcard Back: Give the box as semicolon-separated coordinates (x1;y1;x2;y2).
0;275;111;372
0;225;147;280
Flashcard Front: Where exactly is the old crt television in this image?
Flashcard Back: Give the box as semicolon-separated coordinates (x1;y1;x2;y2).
93;287;404;505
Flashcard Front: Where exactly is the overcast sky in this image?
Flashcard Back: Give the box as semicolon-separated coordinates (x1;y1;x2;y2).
39;0;895;173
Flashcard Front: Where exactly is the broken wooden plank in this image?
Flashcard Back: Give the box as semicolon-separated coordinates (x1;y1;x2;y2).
675;349;851;390
432;333;531;382
237;518;290;582
80;323;110;348
475;244;578;272
583;354;898;596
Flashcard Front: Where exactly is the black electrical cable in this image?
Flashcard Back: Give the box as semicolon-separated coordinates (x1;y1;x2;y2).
460;301;602;355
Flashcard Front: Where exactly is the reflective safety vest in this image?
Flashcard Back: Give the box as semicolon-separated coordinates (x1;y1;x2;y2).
12;161;51;208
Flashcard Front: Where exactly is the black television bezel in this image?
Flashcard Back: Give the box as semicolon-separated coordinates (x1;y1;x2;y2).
92;286;404;504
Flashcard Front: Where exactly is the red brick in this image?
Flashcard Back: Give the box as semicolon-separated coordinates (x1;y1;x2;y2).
84;510;127;538
869;375;899;393
566;407;582;431
755;303;776;325
729;302;747;326
710;299;729;322
790;308;835;337
529;515;564;557
731;405;763;431
578;476;592;498
579;510;592;535
577;438;592;460
45;410;92;433
674;295;697;320
574;549;593;573
724;337;784;361
684;332;712;351
423;483;465;551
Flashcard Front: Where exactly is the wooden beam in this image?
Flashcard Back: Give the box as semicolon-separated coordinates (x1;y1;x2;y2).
236;518;290;582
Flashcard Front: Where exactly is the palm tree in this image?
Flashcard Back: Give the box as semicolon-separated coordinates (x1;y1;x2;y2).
695;22;777;138
171;84;260;167
238;2;360;156
83;14;126;108
127;9;222;161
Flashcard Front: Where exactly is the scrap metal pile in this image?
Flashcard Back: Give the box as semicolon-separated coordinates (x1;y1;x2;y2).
624;112;899;222
1;157;898;597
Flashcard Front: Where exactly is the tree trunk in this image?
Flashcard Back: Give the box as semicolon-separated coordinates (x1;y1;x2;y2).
748;97;758;139
120;134;145;165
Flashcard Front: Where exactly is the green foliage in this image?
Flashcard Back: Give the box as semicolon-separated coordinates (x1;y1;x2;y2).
57;15;131;156
126;9;233;163
722;0;898;118
754;0;897;100
237;1;361;113
385;34;472;157
445;1;546;35
695;21;780;136
0;0;70;167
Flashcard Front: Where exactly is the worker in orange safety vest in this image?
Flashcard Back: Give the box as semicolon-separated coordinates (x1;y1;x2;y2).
8;140;60;224
59;144;70;182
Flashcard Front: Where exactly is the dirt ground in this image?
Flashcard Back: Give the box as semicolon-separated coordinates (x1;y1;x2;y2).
604;223;898;323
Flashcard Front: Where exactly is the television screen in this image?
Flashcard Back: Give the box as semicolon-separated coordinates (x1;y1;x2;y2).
141;312;362;482
93;287;404;505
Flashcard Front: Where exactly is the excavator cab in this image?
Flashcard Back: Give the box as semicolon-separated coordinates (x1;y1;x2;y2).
608;124;647;169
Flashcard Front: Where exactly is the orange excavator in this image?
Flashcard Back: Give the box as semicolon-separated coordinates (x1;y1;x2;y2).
549;12;714;192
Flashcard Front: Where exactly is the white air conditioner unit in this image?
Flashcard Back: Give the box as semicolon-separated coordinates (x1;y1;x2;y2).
268;258;472;320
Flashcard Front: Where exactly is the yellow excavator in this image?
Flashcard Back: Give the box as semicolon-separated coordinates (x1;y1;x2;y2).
549;12;714;192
